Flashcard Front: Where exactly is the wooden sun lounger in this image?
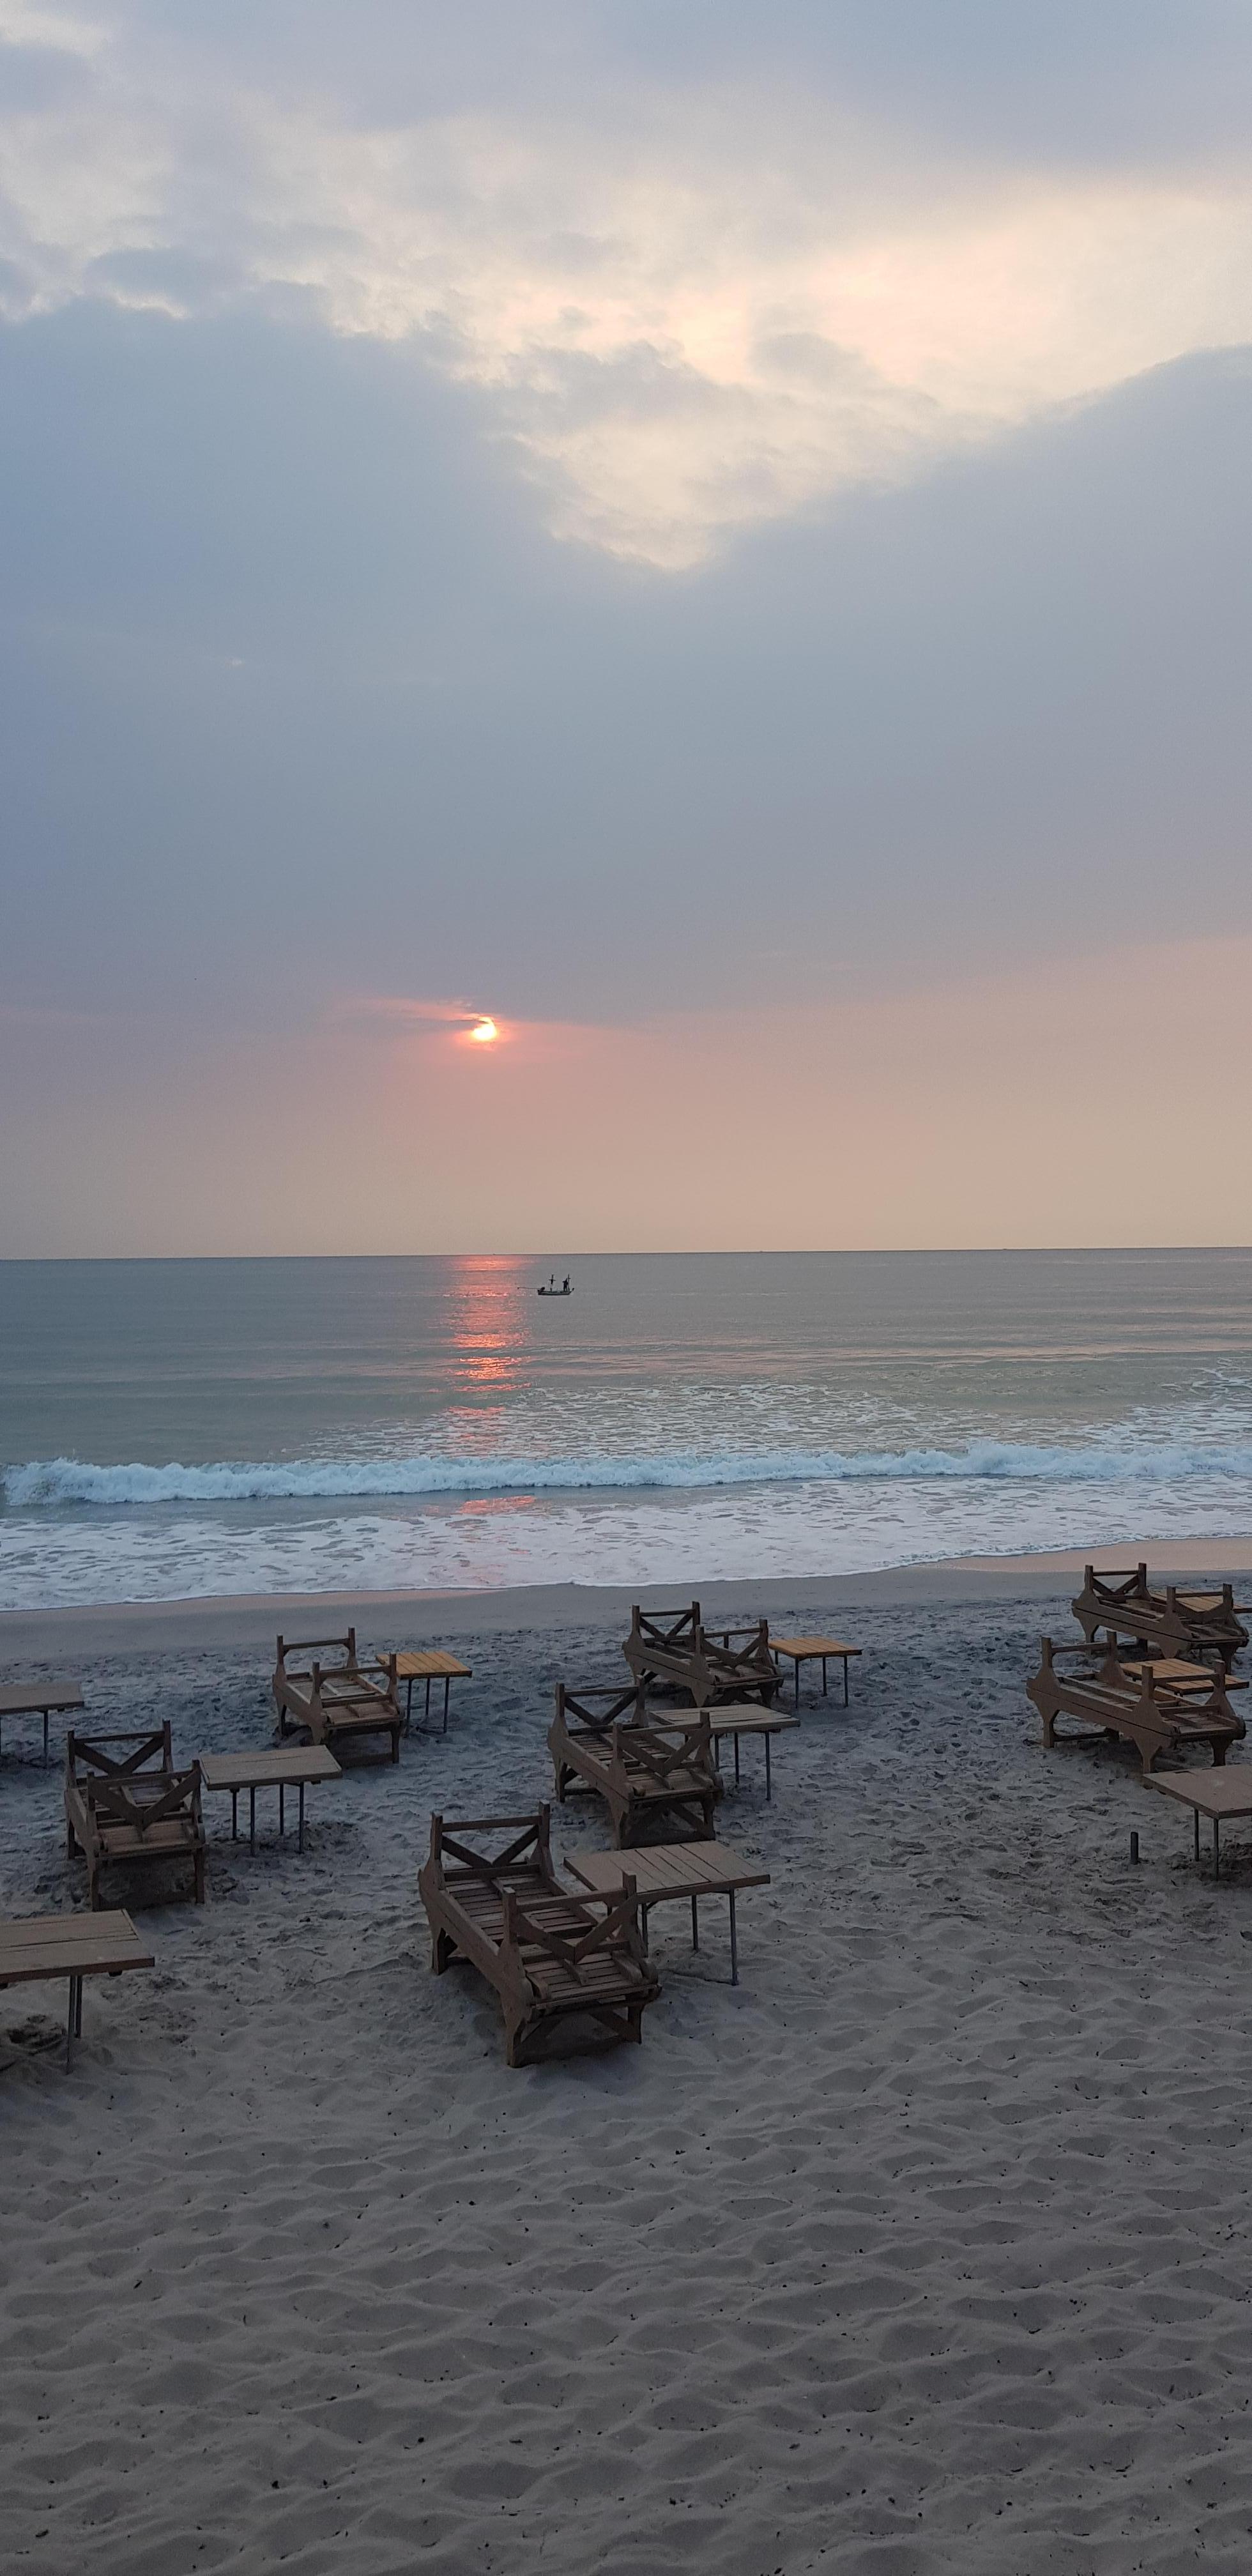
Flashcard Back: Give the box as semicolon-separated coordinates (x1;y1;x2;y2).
0;1910;154;2069
418;1809;660;2066
622;1601;779;1708
273;1630;402;1761
65;1725;206;1910
1071;1564;1249;1668
549;1683;722;1844
1027;1638;1245;1775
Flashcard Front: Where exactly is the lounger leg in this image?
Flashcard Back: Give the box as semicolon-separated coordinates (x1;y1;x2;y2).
299;1781;306;1853
231;1788;238;1841
691;1895;699;1952
795;1660;800;1709
728;1891;738;1986
821;1658;828;1698
765;1733;772;1799
734;1735;740;1784
1214;1818;1221;1880
443;1676;450;1734
425;1676;432;1726
43;1710;49;1765
843;1656;850;1708
405;1675;414;1727
1195;1809;1201;1865
279;1782;286;1839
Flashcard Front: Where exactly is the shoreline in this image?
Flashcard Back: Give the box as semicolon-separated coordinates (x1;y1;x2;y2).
3;1531;1250;1658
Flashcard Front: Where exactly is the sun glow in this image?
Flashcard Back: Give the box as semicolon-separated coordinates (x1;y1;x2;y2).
468;1016;499;1044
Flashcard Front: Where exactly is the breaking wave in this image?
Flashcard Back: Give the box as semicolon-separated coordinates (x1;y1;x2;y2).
8;1440;1252;1510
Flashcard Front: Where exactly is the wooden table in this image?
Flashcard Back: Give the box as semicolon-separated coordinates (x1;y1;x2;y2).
1145;1767;1252;1878
381;1650;472;1733
699;1705;798;1800
565;1841;770;1984
198;1747;341;1853
0;1680;84;1765
771;1634;861;1706
0;1910;153;2067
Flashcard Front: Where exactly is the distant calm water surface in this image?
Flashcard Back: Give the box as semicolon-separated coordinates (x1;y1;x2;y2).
3;1250;1252;1607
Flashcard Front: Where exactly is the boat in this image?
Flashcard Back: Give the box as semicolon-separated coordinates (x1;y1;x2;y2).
537;1275;573;1297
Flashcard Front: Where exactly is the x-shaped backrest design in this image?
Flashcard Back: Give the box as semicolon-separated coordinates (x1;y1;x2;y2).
503;1885;637;1975
89;1768;200;1833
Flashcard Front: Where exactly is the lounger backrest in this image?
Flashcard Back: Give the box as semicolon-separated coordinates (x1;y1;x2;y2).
428;1808;553;1889
66;1723;174;1781
276;1629;355;1671
611;1715;714;1787
556;1680;646;1733
88;1766;202;1832
629;1602;700;1650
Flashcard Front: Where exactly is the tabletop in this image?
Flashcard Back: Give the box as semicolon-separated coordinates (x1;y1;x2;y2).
770;1634;861;1659
385;1651;472;1680
696;1705;800;1736
0;1681;85;1716
198;1747;342;1791
0;1910;153;1982
565;1841;771;1903
1145;1769;1252;1821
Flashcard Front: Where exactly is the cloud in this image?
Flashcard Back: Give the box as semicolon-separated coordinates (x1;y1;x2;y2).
1;8;1251;562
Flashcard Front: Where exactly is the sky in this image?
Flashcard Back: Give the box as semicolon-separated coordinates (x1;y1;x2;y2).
2;0;1251;1254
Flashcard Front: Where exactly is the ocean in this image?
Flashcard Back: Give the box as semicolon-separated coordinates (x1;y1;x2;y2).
3;1248;1252;1609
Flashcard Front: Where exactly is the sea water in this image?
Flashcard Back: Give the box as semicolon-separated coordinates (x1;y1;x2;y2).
2;1249;1251;1608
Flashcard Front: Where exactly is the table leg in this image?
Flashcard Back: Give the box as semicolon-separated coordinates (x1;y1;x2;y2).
443;1676;451;1734
821;1657;828;1698
425;1676;432;1726
843;1655;850;1708
728;1891;738;1986
43;1710;49;1765
406;1674;415;1727
299;1781;306;1854
231;1788;238;1842
795;1659;801;1709
250;1786;256;1854
279;1782;286;1839
765;1733;772;1801
691;1894;699;1952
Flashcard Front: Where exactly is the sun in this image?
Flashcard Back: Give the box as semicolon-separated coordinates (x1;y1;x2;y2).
468;1016;499;1044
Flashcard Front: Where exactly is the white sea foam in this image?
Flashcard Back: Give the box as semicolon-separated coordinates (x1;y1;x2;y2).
8;1439;1252;1509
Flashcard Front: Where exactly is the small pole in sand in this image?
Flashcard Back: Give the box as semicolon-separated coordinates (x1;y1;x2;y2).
1129;1830;1140;1865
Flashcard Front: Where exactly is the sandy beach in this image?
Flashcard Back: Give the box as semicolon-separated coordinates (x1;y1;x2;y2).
4;1547;1252;2574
